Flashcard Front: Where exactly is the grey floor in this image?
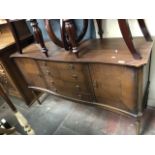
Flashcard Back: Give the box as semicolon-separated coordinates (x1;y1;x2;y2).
1;94;155;135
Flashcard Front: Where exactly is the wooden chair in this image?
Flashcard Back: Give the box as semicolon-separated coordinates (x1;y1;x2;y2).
8;19;102;58
44;19;89;57
118;19;152;59
94;19;152;59
44;19;104;57
44;19;152;59
8;19;152;60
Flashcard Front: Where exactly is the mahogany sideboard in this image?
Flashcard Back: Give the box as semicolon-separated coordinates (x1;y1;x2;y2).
0;20;41;105
11;36;154;134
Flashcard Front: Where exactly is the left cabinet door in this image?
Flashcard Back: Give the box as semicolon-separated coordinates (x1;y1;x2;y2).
15;58;47;89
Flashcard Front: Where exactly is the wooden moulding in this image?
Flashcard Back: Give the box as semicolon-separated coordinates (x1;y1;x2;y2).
28;86;139;118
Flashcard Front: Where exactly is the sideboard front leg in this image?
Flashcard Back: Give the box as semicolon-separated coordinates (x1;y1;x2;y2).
135;116;142;135
137;19;153;41
118;19;142;59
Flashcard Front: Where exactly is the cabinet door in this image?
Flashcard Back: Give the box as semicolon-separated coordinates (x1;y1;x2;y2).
37;60;94;102
90;64;138;114
15;58;47;89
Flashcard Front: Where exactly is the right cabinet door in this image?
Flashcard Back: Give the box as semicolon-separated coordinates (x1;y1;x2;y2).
89;64;138;114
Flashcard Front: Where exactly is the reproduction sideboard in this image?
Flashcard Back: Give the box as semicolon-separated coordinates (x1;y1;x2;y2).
11;36;154;134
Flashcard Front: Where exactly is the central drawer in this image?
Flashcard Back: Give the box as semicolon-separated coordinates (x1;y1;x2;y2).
38;61;88;82
37;60;94;102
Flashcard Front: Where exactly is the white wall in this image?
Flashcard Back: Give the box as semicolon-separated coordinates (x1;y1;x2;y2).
94;19;155;107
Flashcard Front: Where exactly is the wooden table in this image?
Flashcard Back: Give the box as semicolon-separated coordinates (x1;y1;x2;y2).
0;21;41;106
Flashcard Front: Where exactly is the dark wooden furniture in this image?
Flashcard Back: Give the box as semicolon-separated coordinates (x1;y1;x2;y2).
44;19;89;57
0;20;41;105
10;19;153;134
11;36;153;134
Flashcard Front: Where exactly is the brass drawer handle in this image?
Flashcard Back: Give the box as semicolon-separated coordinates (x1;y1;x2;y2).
72;74;78;79
41;62;47;66
77;94;82;99
69;64;75;70
93;81;98;89
46;70;50;75
75;85;80;90
54;88;58;92
38;74;43;78
50;81;54;85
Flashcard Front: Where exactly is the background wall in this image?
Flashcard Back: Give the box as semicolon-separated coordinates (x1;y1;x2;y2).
94;19;155;107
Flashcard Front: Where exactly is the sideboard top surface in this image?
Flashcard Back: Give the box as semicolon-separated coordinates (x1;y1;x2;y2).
11;37;154;67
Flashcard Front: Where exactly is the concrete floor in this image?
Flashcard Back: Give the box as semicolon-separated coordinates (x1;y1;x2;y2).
0;94;155;135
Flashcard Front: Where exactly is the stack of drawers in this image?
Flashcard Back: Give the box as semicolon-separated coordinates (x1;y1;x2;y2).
16;58;94;102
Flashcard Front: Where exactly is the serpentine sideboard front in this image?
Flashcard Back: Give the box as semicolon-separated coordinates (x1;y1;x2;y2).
11;37;154;134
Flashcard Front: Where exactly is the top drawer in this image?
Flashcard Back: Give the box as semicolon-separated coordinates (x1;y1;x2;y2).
37;61;89;83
